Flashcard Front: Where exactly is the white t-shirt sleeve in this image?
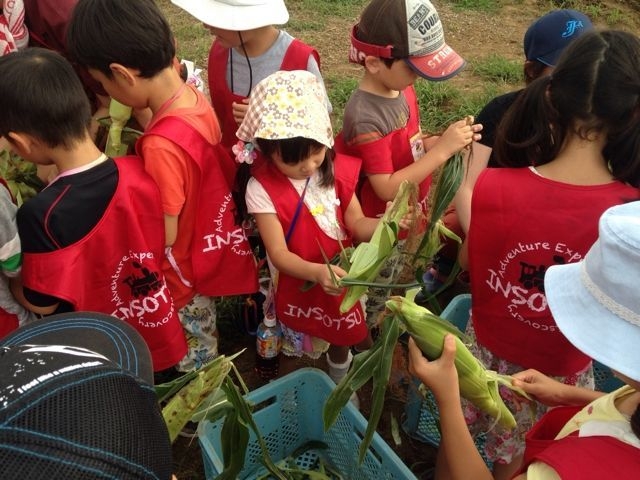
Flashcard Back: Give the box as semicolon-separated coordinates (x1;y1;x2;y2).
246;177;276;214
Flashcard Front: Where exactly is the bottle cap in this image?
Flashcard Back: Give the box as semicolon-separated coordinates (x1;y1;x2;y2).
263;313;277;328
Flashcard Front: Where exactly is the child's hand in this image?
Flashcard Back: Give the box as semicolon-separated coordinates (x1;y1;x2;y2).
436;117;483;159
315;263;346;296
232;98;250;126
511;369;568;407
407;335;460;404
384;201;415;230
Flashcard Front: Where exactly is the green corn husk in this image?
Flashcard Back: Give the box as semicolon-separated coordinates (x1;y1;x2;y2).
386;295;532;430
413;148;465;278
338;180;418;312
0;149;44;206
105;98;133;157
158;354;235;442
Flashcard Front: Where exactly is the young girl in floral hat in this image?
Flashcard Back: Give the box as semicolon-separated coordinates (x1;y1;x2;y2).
233;70;408;397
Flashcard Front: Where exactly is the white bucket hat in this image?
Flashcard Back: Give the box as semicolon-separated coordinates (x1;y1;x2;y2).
544;201;640;383
236;70;334;149
170;0;289;30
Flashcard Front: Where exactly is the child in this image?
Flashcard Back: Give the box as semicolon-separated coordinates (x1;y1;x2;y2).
337;0;480;218
460;29;640;479
0;176;35;337
171;0;330;159
0;312;175;479
454;9;593;234
235;70;404;392
0;48;188;373
67;0;259;373
408;200;640;479
0;0;28;55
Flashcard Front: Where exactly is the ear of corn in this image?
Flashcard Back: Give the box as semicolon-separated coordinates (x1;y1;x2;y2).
386;295;528;430
338;180;418;312
105;98;132;157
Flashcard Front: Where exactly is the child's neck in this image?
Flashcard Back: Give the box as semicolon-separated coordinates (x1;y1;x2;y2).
535;132;613;185
146;67;195;117
233;26;280;57
359;72;400;99
52;140;106;174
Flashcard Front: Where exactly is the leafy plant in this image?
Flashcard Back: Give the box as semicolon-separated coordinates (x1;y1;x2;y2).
0;149;44;206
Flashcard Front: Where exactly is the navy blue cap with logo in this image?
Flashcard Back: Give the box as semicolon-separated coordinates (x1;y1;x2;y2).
0;312;173;479
524;9;593;66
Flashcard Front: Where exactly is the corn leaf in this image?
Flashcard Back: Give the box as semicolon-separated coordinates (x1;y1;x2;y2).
358;314;401;464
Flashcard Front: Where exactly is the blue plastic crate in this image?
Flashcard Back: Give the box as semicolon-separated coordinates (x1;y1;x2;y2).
199;367;417;480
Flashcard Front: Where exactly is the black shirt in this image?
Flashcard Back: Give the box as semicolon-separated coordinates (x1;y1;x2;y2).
476;89;523;167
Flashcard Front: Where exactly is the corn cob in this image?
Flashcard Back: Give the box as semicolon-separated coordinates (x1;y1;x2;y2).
105;98;132;157
338;180;417;312
386;295;523;430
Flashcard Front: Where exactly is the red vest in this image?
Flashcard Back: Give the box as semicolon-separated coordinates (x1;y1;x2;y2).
21;157;187;371
0;179;20;338
334;86;430;218
252;154;367;346
518;405;640;479
208;38;320;158
469;168;640;375
140;116;258;297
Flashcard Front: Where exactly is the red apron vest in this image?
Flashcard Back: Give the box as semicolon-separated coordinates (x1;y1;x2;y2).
252;154;367;346
469;168;640;375
334;86;430;218
208;38;320;157
140;115;258;297
21;157;187;371
0;178;19;338
518;405;640;479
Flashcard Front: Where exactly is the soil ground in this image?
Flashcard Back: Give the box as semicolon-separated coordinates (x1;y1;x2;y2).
164;0;640;478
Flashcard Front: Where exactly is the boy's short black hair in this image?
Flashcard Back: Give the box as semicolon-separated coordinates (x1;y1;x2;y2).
67;0;176;78
0;48;91;148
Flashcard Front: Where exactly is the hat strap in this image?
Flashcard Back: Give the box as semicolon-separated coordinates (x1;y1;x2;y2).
349;24;394;64
580;262;640;327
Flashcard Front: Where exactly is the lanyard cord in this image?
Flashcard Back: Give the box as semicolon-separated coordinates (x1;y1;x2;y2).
229;31;253;98
285;177;310;244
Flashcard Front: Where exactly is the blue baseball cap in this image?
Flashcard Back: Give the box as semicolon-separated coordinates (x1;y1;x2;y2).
524;9;593;66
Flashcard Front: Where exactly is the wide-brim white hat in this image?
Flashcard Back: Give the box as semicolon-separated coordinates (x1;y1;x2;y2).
171;0;289;30
544;201;640;383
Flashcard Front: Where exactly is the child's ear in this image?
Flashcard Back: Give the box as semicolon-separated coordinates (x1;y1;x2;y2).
6;132;34;157
109;63;138;86
364;55;383;74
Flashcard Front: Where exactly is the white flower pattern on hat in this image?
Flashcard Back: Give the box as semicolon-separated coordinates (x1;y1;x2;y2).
236;70;334;148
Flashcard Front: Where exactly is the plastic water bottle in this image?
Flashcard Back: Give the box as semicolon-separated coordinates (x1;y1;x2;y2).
255;313;282;380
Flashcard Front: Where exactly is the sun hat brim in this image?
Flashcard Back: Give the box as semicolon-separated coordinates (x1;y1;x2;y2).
170;0;289;30
545;205;640;383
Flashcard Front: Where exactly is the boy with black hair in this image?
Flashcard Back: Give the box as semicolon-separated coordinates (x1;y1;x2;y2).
67;0;258;373
0;47;187;373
